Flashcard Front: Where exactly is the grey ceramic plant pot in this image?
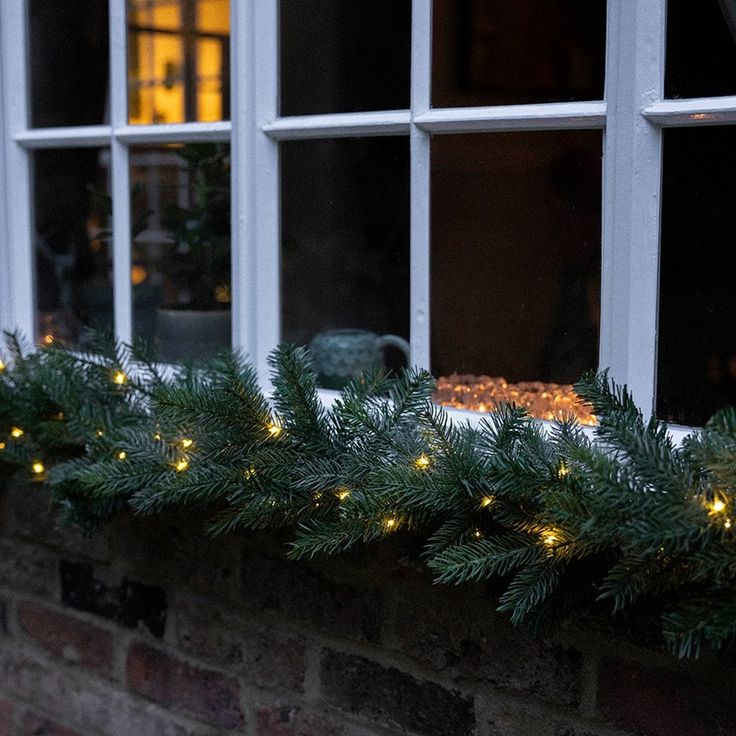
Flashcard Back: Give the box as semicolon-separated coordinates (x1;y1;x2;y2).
156;308;231;363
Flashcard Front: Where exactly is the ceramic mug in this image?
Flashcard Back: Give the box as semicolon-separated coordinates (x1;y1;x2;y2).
308;329;411;389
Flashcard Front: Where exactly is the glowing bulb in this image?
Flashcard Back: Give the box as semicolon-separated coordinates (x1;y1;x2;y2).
480;496;495;508
336;487;350;501
414;454;431;470
0;359;5;371
383;516;397;532
181;438;194;449
113;371;126;385
725;518;732;530
153;432;162;441
116;451;127;461
711;499;726;514
267;422;282;438
175;458;189;472
54;412;64;420
43;334;54;345
10;426;24;438
472;529;483;539
557;462;569;478
0;442;5;450
243;466;256;480
96;429;104;437
31;461;45;475
542;530;559;547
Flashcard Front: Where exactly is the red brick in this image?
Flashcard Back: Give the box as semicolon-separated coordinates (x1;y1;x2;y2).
256;706;344;736
17;602;113;675
242;551;383;644
388;580;580;707
175;594;306;691
320;649;475;736
0;697;14;736
21;712;81;736
598;660;736;736
0;539;57;597
0;645;222;736
126;641;244;729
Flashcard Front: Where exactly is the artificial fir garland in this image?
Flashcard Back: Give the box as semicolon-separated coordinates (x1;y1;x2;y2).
0;333;735;658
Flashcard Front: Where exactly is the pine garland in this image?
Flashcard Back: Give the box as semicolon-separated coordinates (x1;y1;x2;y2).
0;333;735;658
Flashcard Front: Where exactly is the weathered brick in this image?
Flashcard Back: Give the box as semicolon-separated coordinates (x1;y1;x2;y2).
0;645;220;736
127;641;244;729
60;560;166;637
388;580;581;707
0;697;14;736
320;649;475;736
0;539;57;597
21;712;81;736
484;703;631;736
242;551;383;644
598;660;736;736
112;513;240;600
255;706;344;736
3;480;110;561
17;601;113;675
175;594;305;691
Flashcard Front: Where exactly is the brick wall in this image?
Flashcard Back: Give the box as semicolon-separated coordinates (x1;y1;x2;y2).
0;479;734;736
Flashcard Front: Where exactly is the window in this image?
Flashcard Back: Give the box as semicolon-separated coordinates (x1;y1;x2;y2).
0;0;735;427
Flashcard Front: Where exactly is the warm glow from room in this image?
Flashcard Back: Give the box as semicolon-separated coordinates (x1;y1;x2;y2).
433;375;597;425
128;0;229;125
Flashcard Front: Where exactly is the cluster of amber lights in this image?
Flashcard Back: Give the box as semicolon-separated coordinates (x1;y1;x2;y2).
433;374;597;426
4;363;733;546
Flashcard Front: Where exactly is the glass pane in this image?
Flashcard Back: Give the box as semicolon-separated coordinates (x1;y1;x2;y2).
657;128;736;426
666;0;736;99
431;131;601;424
127;0;230;124
280;0;411;116
281;138;410;388
130;143;231;362
28;0;109;127
432;0;606;108
34;148;113;347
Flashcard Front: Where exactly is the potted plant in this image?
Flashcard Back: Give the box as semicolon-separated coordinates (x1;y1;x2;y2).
155;142;231;362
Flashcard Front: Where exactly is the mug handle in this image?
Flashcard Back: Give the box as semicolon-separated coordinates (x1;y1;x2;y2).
375;334;411;368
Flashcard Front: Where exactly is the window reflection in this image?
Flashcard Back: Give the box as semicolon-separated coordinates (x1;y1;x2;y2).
280;0;411;116
127;0;230;124
29;1;109;127
432;0;606;108
281;138;410;388
666;0;736;99
34;149;113;347
431;132;602;424
658;128;736;426
130;143;231;361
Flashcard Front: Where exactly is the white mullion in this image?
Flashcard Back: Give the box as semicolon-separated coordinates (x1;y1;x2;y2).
263;110;411;140
252;0;280;387
110;0;133;344
410;0;432;371
229;0;252;358
642;96;736;126
114;120;231;144
232;0;279;387
414;101;607;133
0;1;33;338
15;125;112;149
599;0;667;417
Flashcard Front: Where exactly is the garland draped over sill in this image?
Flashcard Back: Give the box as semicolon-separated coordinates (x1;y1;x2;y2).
0;333;735;659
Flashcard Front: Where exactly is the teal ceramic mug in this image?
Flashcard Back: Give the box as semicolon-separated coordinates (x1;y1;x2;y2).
308;329;411;389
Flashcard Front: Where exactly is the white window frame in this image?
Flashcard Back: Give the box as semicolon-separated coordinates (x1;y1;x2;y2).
0;0;735;427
